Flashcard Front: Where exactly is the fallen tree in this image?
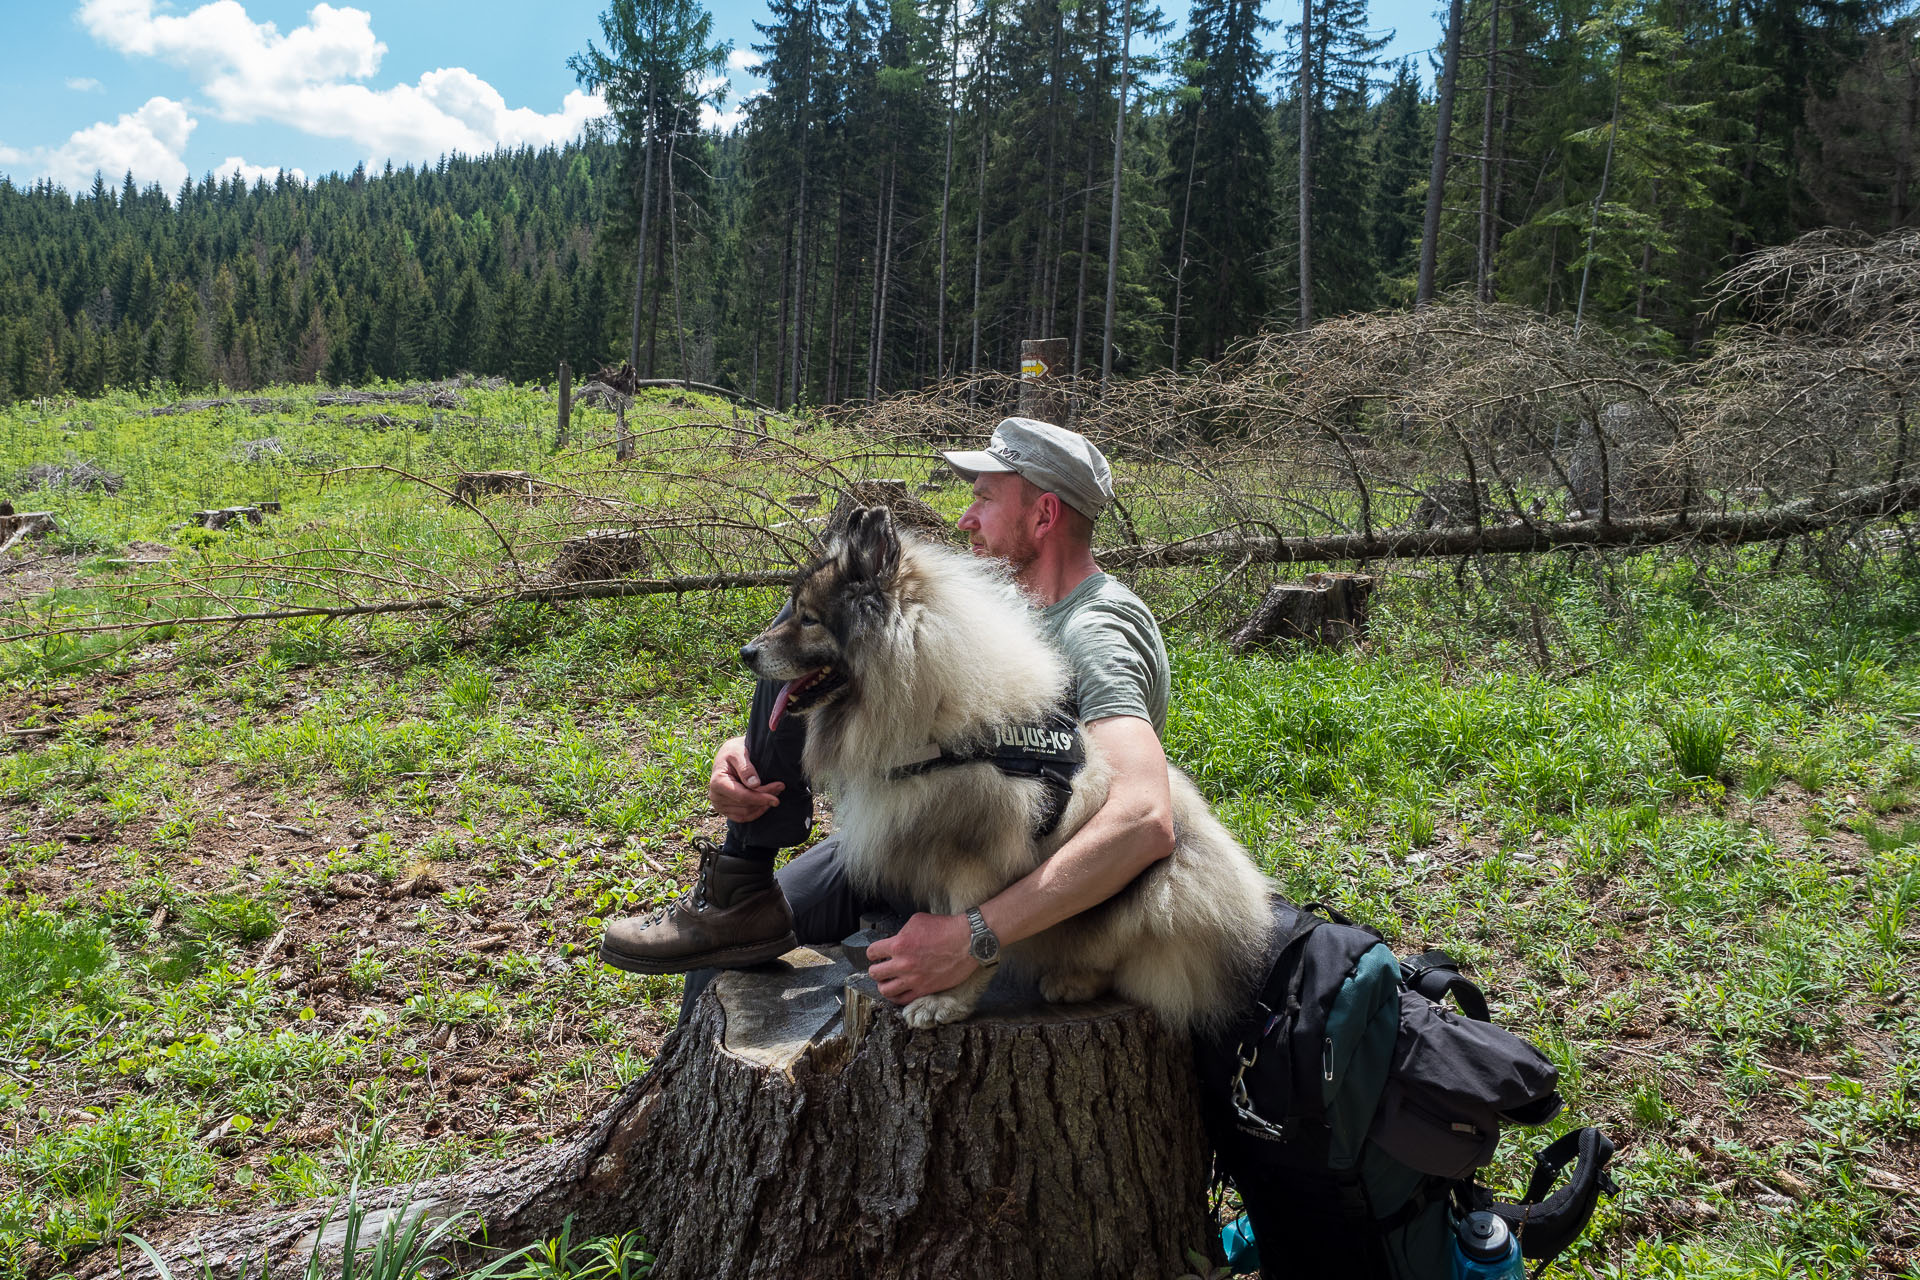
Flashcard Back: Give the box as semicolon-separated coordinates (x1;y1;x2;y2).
9;478;1912;644
1105;476;1920;569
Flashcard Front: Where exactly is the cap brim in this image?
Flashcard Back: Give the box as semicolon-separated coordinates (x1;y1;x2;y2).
939;448;1015;479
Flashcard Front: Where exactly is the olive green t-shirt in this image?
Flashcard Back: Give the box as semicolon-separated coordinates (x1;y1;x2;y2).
1037;572;1171;737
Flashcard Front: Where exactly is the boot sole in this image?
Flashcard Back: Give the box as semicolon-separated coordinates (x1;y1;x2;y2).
597;930;800;976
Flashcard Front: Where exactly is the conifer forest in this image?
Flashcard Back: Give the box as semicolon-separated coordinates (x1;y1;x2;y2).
1;0;1917;405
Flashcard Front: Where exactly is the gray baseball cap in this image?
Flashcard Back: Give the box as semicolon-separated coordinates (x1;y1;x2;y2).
941;417;1115;521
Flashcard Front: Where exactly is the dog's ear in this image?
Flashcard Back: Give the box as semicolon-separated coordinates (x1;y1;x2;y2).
840;506;899;588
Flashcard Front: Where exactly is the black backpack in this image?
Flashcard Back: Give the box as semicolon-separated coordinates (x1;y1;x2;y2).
1195;898;1618;1278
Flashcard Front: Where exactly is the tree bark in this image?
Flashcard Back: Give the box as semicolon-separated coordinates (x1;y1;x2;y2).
1229;572;1374;650
1103;477;1920;569
630;93;656;372
935;0;960;379
1417;0;1466;306
1102;0;1134;384
1171;105;1201;370
109;950;1213;1280
1298;0;1314;331
1476;0;1502;303
1574;36;1627;340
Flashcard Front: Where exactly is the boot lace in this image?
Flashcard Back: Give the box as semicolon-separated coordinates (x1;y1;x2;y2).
637;836;721;925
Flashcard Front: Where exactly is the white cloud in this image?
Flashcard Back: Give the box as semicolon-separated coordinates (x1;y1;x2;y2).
77;0;605;165
0;96;196;193
726;49;762;72
66;77;104;92
216;155;307;186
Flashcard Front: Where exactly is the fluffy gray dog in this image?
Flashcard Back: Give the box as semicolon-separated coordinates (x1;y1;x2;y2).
743;508;1271;1031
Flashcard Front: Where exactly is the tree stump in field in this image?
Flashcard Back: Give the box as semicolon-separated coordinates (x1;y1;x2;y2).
620;948;1214;1279
0;510;58;553
193;506;266;530
1230;571;1375;651
451;471;544;504
111;948;1215;1280
542;528;651;582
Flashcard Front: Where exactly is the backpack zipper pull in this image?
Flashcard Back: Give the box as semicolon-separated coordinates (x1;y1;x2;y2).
1323;1036;1334;1083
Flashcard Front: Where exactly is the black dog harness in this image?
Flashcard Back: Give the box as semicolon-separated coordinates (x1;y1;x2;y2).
887;705;1086;838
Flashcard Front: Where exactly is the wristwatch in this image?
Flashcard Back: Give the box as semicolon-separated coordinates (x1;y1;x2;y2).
964;907;1001;966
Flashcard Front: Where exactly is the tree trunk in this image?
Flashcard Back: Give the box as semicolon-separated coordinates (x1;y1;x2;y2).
1298;0;1314;331
555;359;571;449
112;949;1214;1280
791;164;810;405
935;2;960;380
1898;39;1917;228
1171;106;1200;370
1574;38;1627;340
1416;0;1466;306
1476;0;1502;303
1229;572;1375;651
629;110;656;370
665;133;690;384
1101;0;1134;384
1072;131;1096;376
1019;337;1071;424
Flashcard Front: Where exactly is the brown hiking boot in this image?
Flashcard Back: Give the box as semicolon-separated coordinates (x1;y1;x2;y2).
599;838;797;975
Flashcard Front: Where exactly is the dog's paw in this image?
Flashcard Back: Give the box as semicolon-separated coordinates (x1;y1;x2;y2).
1040;970;1110;1004
903;992;976;1028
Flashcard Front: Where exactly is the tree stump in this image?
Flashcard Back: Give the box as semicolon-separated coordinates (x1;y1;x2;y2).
113;948;1214;1280
615;949;1214;1279
542;529;652;582
451;471;544;504
1019;337;1073;426
0;511;59;553
1229;571;1375;651
827;480;951;540
193;506;266;530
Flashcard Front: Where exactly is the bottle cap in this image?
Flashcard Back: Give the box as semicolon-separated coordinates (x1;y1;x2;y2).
1458;1210;1513;1261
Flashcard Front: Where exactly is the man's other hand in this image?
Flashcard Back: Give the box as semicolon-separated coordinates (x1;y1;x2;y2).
709;735;785;822
866;912;975;1005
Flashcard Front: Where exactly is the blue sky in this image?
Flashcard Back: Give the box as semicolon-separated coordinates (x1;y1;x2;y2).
1;0;1444;197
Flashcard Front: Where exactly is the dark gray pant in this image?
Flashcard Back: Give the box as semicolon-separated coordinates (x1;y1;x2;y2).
678;835;917;1023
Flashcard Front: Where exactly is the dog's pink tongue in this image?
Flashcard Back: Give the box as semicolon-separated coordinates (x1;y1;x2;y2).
768;679;798;732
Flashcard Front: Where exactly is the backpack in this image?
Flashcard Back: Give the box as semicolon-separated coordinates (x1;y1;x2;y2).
1195;898;1618;1279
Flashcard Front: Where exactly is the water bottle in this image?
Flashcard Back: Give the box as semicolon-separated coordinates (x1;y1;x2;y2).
1452;1210;1524;1280
1220;1213;1259;1274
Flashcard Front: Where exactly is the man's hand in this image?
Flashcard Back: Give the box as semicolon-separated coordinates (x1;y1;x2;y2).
866;912;976;1005
708;735;785;822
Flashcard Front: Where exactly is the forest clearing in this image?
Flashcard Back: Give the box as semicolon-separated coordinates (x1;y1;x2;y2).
1;264;1918;1277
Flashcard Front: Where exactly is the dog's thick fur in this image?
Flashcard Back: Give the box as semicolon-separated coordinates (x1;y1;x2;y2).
743;507;1271;1031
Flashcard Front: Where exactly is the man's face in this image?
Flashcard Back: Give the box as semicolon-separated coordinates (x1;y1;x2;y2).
956;471;1041;570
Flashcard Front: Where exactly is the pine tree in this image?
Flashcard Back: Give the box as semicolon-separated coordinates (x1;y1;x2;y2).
1163;0;1277;363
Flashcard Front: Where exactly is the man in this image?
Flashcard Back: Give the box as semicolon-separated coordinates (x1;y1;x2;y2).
599;417;1174;1012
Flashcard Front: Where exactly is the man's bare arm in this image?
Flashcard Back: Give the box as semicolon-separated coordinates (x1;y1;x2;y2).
866;714;1174;1004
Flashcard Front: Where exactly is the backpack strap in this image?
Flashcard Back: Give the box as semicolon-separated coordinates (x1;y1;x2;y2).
1226;910;1325;1142
1488;1127;1619;1263
1399;949;1491;1023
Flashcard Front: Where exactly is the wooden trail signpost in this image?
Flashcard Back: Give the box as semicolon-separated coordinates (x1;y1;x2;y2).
1019;337;1072;426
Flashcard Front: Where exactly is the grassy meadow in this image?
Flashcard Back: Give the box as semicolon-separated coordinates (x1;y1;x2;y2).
0;382;1916;1279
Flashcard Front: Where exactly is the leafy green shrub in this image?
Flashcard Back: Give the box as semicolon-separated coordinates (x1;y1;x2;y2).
186;891;284;943
1661;704;1731;779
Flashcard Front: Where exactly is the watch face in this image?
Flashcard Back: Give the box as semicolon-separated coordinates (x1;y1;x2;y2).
971;930;999;964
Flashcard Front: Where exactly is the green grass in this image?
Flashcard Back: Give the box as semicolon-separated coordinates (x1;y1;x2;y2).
2;384;1919;1279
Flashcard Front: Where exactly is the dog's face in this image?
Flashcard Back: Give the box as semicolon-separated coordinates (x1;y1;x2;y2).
741;507;901;731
